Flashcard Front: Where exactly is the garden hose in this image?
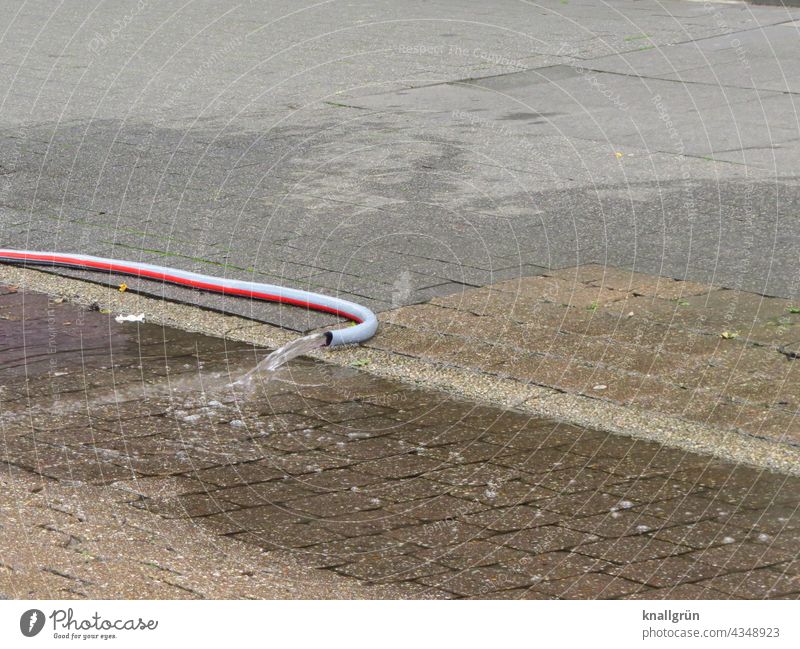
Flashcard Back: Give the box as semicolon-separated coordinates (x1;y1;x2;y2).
0;249;378;347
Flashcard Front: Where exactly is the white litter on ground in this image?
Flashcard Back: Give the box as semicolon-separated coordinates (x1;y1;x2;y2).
114;313;145;323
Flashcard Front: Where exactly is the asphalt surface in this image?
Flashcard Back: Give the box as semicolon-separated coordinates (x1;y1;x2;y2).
1;0;800;332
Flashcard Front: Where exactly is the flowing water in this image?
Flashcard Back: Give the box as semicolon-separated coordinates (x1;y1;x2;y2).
232;331;328;391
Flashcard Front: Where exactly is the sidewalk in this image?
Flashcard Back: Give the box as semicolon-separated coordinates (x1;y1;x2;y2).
369;264;800;471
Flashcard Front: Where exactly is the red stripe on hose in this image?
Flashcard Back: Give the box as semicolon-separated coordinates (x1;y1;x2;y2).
0;251;364;324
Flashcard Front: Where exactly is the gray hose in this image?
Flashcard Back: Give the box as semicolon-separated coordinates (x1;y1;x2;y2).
0;248;378;347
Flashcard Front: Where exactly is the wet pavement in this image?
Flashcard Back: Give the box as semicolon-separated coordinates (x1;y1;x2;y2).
1;283;799;599
374;264;800;471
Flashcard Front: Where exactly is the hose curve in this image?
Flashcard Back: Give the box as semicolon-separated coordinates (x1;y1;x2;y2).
0;249;378;347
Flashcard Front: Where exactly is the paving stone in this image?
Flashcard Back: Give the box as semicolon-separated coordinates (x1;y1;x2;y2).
721;504;800;536
493;448;591;474
651;519;752;550
265;451;357;476
561;511;669;538
358;454;445;479
697;568;800;599
461;505;564;533
138;493;242;519
334;553;449;584
426;440;517;465
201;505;308;536
317;510;419;538
463;587;554;600
646;495;735;526
771;559;800;578
426;462;524;487
524;467;621;494
388;520;489;549
609;555;727;588
188;461;288;488
490;525;599;554
204;479;322;507
747;526;800;553
375;478;452;503
285;468;381;493
538;491;639;517
605;476;709;504
534;572;649;599
446;478;557;507
411;540;531;571
546;265;712;300
505;550;613;582
574;536;691;564
228;523;344;550
490;275;629;309
598;451;709;481
621;583;732;600
329;437;416;461
385;494;486;523
390;422;491;448
418;564;549;598
693;542;797;571
283;491;385;518
307;535;416;562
